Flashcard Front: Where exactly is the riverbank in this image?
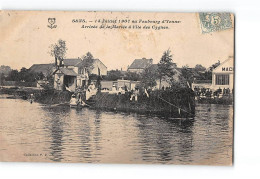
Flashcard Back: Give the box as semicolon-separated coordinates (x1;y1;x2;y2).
90;88;195;118
0;86;195;118
0;86;72;105
197;95;233;105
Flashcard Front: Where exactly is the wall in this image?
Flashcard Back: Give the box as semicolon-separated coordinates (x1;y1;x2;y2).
212;57;234;91
64;75;76;92
117;80;131;89
90;60;107;75
54;73;64;91
130;81;140;90
101;81;115;90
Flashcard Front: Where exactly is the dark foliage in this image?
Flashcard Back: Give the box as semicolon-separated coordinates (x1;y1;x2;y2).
180;65;194;87
49;39;67;67
140;65;158;88
5;68;44;82
103;70;123;81
124;71;141;81
157;49;176;88
194;64;206;72
92;88;195;118
81;52;95;74
0;65;12;75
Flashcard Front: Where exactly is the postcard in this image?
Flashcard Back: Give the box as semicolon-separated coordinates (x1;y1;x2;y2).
0;11;234;165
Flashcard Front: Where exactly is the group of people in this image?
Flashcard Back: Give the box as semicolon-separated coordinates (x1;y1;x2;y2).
75;81;153;103
193;87;233;99
109;84;141;101
70;92;85;107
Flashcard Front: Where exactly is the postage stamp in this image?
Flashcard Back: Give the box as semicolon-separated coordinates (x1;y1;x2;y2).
199;13;233;33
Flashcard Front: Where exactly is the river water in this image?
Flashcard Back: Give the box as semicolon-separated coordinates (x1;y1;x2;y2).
0;94;233;165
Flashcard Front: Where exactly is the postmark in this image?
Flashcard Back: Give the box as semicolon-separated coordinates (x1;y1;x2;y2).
199;13;232;33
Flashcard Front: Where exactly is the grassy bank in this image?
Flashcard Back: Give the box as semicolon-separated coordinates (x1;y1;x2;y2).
91;88;195;118
0;86;196;118
0;86;72;105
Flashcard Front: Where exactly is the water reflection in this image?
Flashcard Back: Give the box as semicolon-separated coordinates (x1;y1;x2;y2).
136;116;194;164
44;107;69;162
0;95;233;165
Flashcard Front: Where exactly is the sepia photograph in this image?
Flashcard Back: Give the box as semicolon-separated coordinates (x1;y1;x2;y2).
0;11;234;165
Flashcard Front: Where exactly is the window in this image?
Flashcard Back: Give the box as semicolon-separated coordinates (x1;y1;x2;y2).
215;74;229;85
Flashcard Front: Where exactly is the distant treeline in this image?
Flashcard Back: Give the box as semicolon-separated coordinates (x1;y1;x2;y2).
102;61;220;88
0;67;44;84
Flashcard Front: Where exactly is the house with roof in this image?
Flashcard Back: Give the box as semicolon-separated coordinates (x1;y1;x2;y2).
128;58;153;73
211;56;233;91
74;58;107;88
30;57;107;91
52;58;107;91
63;58;82;68
75;58;107;76
191;56;234;92
53;68;78;91
29;64;56;77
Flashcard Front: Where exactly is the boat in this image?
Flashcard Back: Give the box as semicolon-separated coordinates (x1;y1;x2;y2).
70;94;90;108
70;94;81;108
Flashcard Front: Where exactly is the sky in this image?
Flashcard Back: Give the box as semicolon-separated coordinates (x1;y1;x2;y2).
0;11;234;71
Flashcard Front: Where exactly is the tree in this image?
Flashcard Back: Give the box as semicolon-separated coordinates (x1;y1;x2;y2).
82;52;94;60
200;60;221;80
19;67;28;82
180;65;194;87
0;65;12;76
194;64;206;72
124;71;141;81
203;71;212;80
5;67;44;82
6;70;19;81
104;70;123;81
49;39;67;68
157;49;176;89
140;65;158;89
0;73;5;85
81;52;94;75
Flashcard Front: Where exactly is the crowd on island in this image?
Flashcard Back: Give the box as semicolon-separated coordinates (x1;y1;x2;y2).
69;81;155;107
193;87;233;100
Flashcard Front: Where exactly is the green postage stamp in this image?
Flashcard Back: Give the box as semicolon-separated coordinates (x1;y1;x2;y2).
199;13;233;33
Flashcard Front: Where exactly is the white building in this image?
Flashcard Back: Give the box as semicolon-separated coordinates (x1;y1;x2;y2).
191;56;234;92
212;56;234;91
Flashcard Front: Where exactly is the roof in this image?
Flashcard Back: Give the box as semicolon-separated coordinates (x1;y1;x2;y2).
53;68;78;76
212;56;233;72
29;64;55;75
75;58;94;67
60;68;78;76
63;58;82;66
75;58;107;68
128;58;153;69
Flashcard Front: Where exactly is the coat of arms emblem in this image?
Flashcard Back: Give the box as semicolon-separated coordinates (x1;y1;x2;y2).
47;18;57;29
